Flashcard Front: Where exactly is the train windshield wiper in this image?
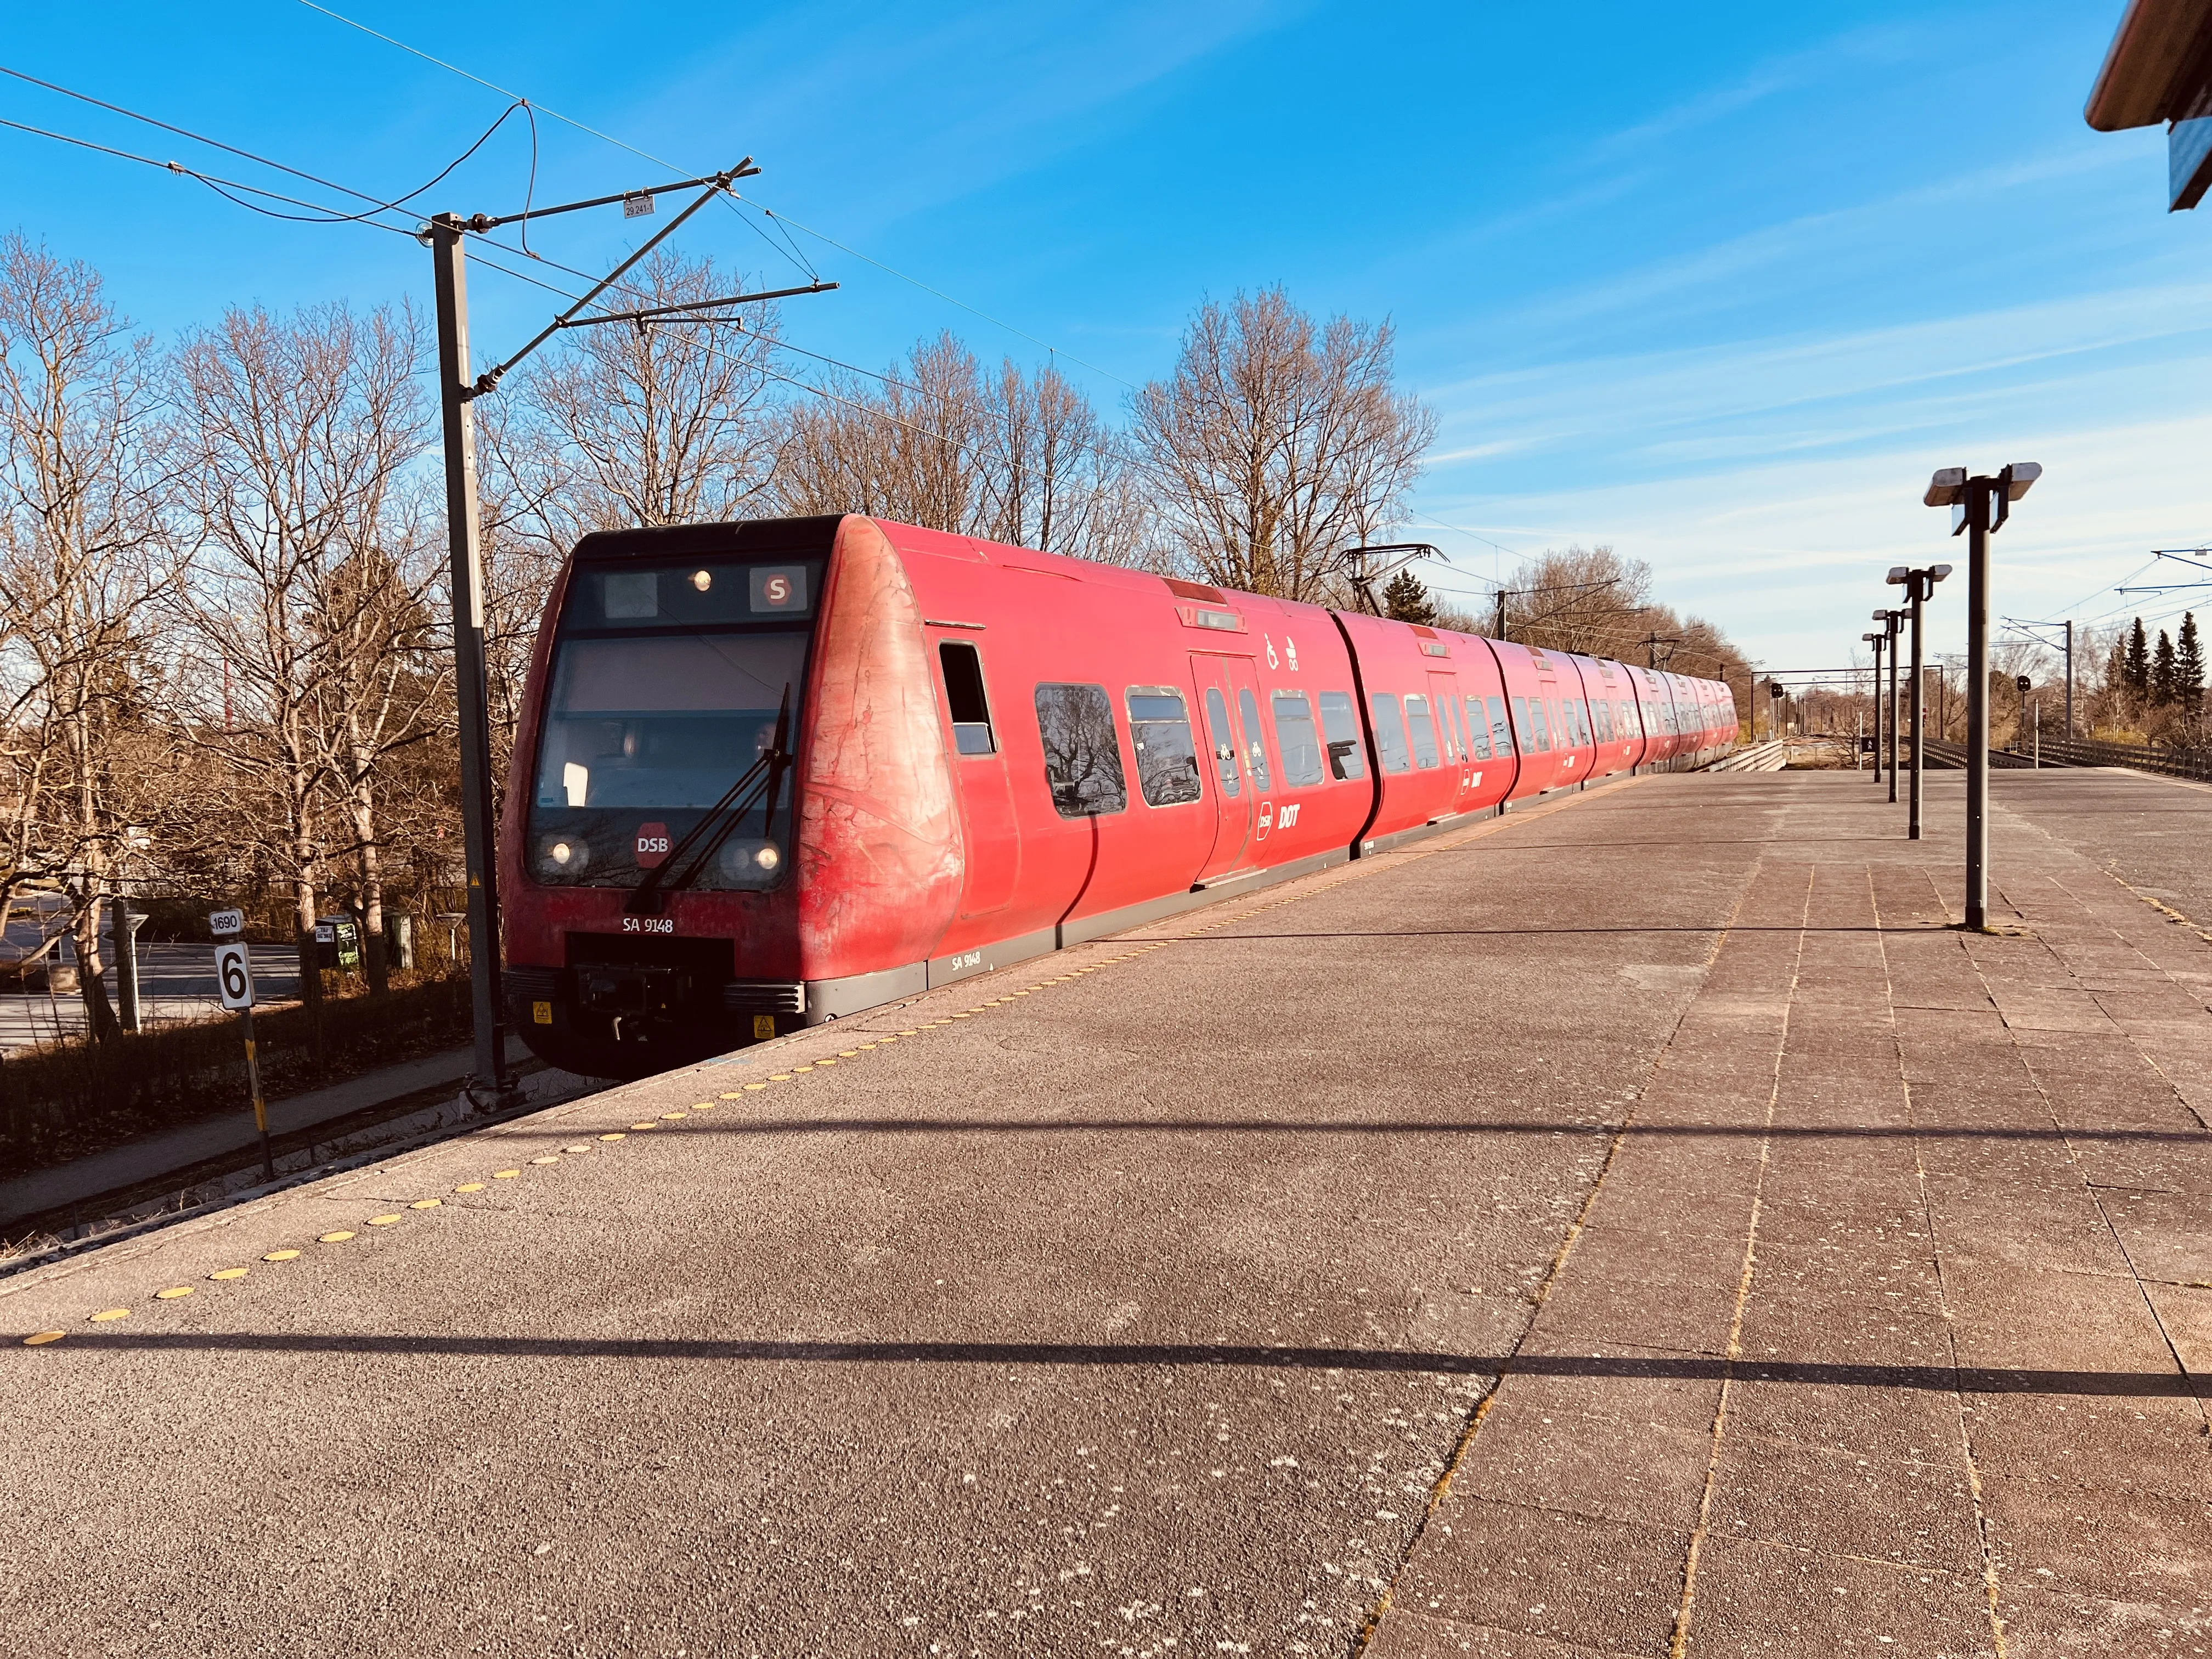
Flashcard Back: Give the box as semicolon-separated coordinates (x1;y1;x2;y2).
624;685;793;916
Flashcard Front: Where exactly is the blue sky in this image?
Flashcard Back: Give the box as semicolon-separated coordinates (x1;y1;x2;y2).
3;1;2198;679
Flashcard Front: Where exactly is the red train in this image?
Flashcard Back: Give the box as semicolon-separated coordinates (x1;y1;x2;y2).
499;514;1739;1077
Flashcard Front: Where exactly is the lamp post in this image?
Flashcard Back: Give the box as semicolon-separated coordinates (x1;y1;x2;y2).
1862;631;1886;781
1886;562;1953;842
1874;608;1904;801
1922;462;2042;932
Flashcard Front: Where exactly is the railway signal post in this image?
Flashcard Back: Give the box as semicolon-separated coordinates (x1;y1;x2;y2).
1887;562;1951;841
1922;463;2041;930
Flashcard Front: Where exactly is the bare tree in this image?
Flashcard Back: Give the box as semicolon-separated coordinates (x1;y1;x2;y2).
1127;287;1436;600
974;358;1150;564
773;332;984;532
0;235;173;1040
512;249;783;536
171;301;431;1009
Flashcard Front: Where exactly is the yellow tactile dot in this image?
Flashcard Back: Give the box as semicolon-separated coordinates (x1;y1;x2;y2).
837;1049;859;1057
208;1268;250;1281
89;1308;129;1322
951;1013;973;1020
898;1029;918;1036
856;1042;878;1050
599;1132;625;1142
530;1155;561;1164
319;1231;356;1242
563;1143;592;1151
792;1064;816;1073
263;1249;301;1262
743;1082;768;1091
366;1214;403;1227
493;1170;520;1180
22;1330;64;1346
409;1199;442;1209
689;1104;714;1112
154;1287;193;1300
454;1183;487;1193
662;1110;689;1118
630;1122;658;1130
814;1059;836;1068
769;1074;792;1081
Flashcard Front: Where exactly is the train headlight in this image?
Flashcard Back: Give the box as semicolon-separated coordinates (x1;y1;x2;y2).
535;833;591;881
716;838;782;885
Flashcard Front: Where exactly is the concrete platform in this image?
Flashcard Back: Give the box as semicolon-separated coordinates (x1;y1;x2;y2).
2;769;2207;1658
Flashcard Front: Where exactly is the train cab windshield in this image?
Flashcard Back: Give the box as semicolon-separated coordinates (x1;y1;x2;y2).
524;557;820;890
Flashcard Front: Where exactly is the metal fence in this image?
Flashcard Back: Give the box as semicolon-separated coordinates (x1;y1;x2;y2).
2028;735;2212;783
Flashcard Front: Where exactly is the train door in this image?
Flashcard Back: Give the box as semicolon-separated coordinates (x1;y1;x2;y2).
935;637;1020;917
1189;654;1259;881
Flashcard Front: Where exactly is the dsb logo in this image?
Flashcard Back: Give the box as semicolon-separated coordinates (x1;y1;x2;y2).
634;822;672;868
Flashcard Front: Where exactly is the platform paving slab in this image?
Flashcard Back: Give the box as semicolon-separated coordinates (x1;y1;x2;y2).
0;769;2208;1658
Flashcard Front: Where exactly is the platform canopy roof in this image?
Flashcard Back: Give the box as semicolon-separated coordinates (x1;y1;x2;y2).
2087;0;2212;130
2086;0;2212;208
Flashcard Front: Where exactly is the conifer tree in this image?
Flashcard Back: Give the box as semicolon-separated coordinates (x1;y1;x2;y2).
2178;612;2205;714
2126;617;2151;696
1382;568;1440;625
2153;629;2179;705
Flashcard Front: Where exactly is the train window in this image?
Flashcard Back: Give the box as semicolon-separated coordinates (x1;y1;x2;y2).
1593;700;1612;742
1319;691;1365;780
1529;700;1552;752
1570;700;1590;746
1440;695;1465;761
1271;692;1326;787
1404;695;1441;769
939;642;996;756
1126;689;1202;806
1237;689;1274;792
1463;696;1493;760
1203;688;1240;796
1510;697;1534;753
1369;694;1412;774
1486;696;1511;757
1034;683;1127;817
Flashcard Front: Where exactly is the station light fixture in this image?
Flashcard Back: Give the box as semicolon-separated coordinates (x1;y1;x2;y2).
1917;462;2042;934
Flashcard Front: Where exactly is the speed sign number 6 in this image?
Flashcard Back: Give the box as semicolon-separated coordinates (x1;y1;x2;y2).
215;941;256;1011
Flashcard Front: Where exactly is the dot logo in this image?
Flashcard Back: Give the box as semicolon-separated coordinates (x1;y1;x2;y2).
634;822;672;868
750;565;808;613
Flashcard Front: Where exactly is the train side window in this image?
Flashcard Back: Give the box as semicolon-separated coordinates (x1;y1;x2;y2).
1404;694;1441;768
1318;691;1365;780
1369;693;1412;774
1529;700;1552;752
1271;692;1326;786
1571;699;1590;746
1126;689;1202;806
1463;696;1493;760
1034;682;1127;817
1510;697;1533;752
938;642;996;755
1487;696;1511;757
1203;687;1240;796
1441;695;1466;761
1236;689;1274;792
1593;700;1612;742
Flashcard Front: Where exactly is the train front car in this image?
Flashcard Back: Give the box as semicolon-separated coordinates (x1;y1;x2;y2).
499;515;962;1080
